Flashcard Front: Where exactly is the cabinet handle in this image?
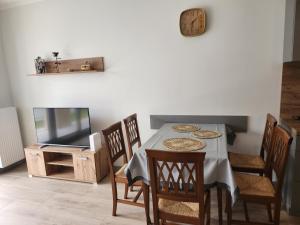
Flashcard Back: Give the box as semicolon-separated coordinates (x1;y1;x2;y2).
79;157;88;161
31;153;39;157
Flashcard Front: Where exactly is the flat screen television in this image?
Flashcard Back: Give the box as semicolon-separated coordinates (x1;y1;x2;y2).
33;108;91;147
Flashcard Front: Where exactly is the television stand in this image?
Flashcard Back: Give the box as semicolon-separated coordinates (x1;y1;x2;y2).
39;145;89;151
25;144;108;184
39;144;50;149
80;147;89;151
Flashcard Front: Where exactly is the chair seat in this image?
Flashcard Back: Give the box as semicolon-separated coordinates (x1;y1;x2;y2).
114;164;142;186
229;152;265;171
158;193;207;218
115;163;128;178
158;199;199;218
234;172;275;198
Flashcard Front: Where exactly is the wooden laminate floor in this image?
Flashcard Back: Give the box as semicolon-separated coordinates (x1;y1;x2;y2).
0;163;299;225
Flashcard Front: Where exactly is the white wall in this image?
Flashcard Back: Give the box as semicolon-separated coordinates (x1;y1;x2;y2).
0;33;12;108
283;0;296;62
0;0;286;154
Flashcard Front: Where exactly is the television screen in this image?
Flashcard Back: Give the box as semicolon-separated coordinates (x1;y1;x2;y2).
33;108;91;147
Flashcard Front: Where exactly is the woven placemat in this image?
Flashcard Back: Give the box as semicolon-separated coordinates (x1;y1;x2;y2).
172;124;199;133
163;138;206;152
192;130;222;139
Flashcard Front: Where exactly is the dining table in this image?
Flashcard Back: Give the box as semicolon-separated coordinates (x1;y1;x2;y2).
125;123;238;225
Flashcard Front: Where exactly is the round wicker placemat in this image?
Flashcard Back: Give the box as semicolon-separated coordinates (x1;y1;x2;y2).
172;124;199;133
163;138;206;152
192;130;222;139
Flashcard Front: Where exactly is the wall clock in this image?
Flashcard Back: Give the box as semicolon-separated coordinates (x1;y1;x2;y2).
180;8;206;37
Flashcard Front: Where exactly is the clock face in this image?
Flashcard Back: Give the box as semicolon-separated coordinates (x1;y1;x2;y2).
180;8;206;37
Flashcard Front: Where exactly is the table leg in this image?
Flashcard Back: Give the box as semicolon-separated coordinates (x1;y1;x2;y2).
142;183;152;225
217;187;223;225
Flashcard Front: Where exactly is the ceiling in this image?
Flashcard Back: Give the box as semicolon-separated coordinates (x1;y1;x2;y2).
0;0;44;10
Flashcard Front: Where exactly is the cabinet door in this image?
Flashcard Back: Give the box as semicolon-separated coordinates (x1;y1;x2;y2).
25;149;46;176
73;153;96;183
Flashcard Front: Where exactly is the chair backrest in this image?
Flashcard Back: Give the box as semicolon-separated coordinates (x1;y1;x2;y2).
102;121;128;171
265;126;293;197
260;113;277;159
146;149;206;223
123;113;141;159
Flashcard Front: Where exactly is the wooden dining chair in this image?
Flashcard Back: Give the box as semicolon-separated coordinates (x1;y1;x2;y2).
229;113;277;174
123;113;142;193
219;114;277;225
226;126;293;225
123;113;142;160
146;149;210;225
102;121;145;216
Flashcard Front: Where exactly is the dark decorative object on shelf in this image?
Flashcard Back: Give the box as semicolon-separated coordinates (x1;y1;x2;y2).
52;52;61;73
34;56;46;74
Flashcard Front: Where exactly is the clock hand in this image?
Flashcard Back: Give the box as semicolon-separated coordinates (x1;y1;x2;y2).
191;17;198;31
191;17;198;23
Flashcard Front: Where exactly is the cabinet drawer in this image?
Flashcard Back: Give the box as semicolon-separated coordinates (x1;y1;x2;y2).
73;154;96;182
25;149;46;176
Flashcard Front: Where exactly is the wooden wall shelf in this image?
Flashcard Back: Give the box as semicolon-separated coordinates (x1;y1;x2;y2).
29;57;104;76
28;70;102;76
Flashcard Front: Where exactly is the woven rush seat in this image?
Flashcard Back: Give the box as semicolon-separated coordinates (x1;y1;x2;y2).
234;172;275;198
229;152;265;170
115;163;128;178
158;192;208;218
114;163;142;185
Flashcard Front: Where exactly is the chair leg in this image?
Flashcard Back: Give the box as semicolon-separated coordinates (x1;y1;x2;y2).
111;182;118;216
217;187;223;225
133;188;143;202
142;183;152;225
206;191;211;225
274;202;281;225
124;183;129;199
224;190;228;213
226;191;232;225
267;203;273;222
225;199;228;213
243;201;250;221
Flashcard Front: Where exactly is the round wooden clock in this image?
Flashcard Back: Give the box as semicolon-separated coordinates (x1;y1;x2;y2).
180;8;206;37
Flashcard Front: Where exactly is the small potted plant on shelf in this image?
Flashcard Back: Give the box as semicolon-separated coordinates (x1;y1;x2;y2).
34;56;46;74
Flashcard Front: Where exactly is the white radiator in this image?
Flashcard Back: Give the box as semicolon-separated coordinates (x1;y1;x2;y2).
0;107;24;168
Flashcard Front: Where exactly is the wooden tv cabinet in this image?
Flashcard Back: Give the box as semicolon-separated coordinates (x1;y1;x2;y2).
24;144;108;184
